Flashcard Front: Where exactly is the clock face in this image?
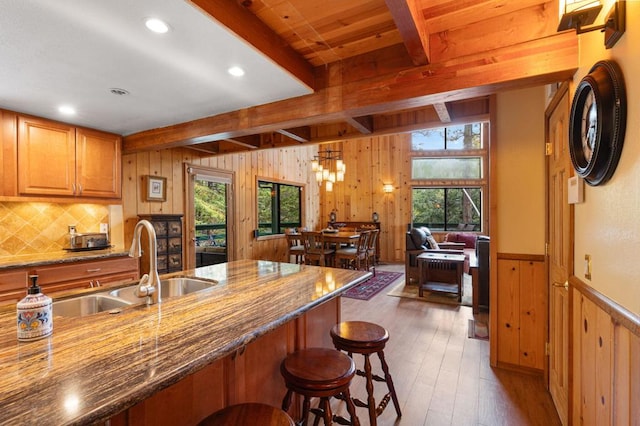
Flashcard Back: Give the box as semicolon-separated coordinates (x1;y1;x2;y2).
569;60;627;186
581;90;597;164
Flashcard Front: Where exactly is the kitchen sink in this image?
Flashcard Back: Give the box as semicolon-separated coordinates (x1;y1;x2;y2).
53;294;133;318
52;276;218;317
108;277;218;303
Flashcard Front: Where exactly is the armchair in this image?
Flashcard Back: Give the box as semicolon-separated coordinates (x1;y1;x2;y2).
405;227;468;284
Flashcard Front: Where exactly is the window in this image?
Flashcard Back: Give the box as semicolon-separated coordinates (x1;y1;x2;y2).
412;187;482;231
257;180;302;236
410;122;488;232
412;157;482;180
411;123;483;151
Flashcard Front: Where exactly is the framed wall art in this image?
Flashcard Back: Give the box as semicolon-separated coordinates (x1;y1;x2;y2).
145;175;167;201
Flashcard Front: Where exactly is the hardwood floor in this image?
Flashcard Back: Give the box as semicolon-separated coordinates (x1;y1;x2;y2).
335;263;561;426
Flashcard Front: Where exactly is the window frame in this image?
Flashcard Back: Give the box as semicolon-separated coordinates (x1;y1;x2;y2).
255;177;305;239
409;121;489;233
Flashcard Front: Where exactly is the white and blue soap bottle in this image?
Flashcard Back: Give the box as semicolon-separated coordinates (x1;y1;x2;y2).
17;275;53;341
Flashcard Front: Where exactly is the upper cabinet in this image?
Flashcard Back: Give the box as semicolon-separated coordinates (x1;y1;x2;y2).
16;115;121;200
76;127;122;198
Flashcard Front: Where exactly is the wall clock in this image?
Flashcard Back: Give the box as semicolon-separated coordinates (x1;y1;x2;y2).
569;60;626;186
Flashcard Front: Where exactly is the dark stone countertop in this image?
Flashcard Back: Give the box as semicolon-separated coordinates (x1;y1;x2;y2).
0;259;370;425
0;248;130;270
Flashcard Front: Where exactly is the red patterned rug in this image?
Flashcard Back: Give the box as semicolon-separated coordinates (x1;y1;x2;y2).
342;271;404;301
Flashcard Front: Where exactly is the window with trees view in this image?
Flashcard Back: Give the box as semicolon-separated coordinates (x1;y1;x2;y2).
257;180;302;236
410;122;488;231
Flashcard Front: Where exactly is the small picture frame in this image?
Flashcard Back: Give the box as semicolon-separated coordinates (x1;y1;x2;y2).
145;175;167;202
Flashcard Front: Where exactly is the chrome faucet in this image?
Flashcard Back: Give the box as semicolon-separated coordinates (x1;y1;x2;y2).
129;220;161;305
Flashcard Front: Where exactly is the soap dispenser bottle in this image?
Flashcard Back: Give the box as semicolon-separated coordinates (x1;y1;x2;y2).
17;275;53;341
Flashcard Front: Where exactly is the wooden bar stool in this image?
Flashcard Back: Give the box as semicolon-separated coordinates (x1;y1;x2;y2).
330;321;401;426
198;403;295;426
281;347;360;425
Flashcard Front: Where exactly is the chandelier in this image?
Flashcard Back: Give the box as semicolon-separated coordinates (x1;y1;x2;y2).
311;148;346;192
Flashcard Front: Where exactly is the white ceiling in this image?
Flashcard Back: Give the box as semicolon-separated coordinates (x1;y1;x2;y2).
0;0;312;136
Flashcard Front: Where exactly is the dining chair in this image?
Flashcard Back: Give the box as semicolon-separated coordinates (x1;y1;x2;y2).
302;231;335;267
365;229;379;276
335;230;369;271
285;228;304;264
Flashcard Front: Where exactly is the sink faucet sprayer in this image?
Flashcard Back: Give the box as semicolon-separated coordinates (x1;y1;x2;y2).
129;220;161;305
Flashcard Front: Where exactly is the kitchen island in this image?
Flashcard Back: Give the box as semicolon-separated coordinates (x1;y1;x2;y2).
0;259;371;425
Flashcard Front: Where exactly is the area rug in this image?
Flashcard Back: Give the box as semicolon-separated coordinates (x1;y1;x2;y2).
386;274;472;307
468;319;489;340
342;271;404;300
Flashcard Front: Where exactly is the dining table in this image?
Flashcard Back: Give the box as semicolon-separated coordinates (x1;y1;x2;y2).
321;230;361;245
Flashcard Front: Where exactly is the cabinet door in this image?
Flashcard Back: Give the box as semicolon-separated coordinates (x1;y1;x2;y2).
76;127;121;198
35;257;139;294
0;269;28;304
497;259;520;366
519;260;546;370
18;116;76;196
0;110;18;196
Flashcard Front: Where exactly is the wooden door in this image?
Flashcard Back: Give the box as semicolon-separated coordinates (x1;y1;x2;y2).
184;164;234;269
18;116;76;196
546;83;571;425
76;127;122;198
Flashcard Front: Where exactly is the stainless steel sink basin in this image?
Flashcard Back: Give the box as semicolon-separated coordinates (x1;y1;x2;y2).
53;294;133;317
109;277;218;303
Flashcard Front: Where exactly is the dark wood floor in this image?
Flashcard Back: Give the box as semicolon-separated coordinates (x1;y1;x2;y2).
335;263;562;426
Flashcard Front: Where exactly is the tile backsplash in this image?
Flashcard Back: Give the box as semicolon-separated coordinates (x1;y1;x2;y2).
0;202;109;257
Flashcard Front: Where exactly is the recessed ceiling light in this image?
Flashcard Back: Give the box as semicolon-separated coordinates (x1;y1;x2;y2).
228;66;245;77
145;18;170;34
58;105;76;115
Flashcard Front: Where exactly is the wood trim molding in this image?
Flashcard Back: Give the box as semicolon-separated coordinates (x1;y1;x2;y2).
570;275;640;338
496;253;545;262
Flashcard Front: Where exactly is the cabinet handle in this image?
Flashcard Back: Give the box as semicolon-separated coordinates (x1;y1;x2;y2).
95;280;101;287
72;183;76;194
86;268;102;273
78;183;83;194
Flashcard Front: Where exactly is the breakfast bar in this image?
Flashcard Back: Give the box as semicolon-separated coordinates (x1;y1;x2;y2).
0;259;371;425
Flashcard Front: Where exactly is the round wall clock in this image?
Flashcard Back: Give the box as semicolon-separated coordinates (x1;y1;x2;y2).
569;60;626;186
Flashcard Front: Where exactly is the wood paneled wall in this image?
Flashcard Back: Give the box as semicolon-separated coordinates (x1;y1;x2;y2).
320;133;412;263
122;145;321;264
571;277;640;425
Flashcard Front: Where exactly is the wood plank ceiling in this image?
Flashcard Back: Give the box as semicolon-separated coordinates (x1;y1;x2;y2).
123;0;577;154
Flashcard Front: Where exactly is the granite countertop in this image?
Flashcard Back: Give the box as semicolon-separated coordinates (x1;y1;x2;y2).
0;259;370;425
0;248;130;270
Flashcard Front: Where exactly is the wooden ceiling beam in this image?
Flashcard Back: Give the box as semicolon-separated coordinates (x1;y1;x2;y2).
123;32;577;153
384;0;430;65
222;135;261;149
276;126;311;143
433;103;451;123
188;0;315;90
345;115;374;134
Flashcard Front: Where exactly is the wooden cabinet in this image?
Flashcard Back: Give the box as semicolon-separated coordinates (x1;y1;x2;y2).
34;256;139;294
138;215;183;274
496;255;546;371
0;269;28;304
0;109;18;196
17;115;121;199
113;297;338;425
75;127;122;198
0;256;139;303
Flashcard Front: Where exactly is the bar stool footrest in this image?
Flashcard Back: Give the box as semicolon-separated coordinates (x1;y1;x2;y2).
333;415;353;425
353;398;368;408
376;393;392;416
